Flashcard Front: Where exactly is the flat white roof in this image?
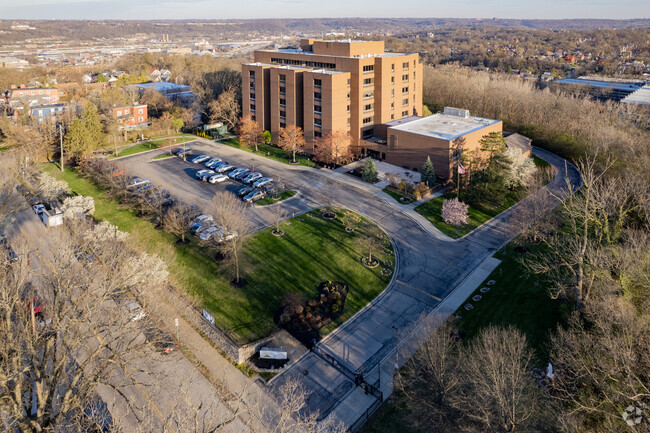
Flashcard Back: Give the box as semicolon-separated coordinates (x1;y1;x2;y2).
622;85;650;106
389;113;500;141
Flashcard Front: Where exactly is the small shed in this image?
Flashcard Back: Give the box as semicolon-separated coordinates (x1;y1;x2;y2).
40;207;63;227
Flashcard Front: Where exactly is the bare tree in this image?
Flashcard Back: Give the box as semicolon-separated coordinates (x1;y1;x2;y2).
0;160;25;223
207;88;240;130
277;125;306;164
314;131;352;166
269;203;288;236
163;203;193;244
358;225;382;266
210;191;253;284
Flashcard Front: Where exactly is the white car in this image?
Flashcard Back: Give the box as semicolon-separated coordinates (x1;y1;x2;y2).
199;226;219;241
204;158;222;167
191;155;210;164
195;169;211;179
208;174;228;184
215;227;237;242
243;173;263;184
229;168;247;179
122;300;146;322
253;177;273;188
32;204;46;214
216;164;234;173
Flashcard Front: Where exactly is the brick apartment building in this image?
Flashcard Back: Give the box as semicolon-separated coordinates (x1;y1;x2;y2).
242;39;423;153
111;104;148;129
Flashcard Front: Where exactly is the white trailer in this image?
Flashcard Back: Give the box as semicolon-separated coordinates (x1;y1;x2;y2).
260;347;288;360
40;208;63;227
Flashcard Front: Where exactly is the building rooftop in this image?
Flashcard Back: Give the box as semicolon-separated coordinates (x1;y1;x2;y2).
555;78;644;92
137;82;191;92
622;85;650;106
389;111;500;141
243;62;277;67
260;47;412;59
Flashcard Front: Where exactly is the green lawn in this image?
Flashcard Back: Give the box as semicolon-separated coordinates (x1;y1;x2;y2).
414;193;516;238
111;136;195;158
153;153;175;160
533;154;551;168
255;190;297;206
382;187;414;205
454;241;568;362
42;164;392;344
219;138;316;168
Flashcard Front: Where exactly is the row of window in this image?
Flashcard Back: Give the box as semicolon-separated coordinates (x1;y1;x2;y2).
270;58;337;69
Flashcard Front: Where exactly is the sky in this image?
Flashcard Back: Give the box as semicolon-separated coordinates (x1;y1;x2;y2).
0;0;648;20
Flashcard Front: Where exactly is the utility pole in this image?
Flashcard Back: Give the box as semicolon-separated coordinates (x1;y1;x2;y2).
59;122;64;172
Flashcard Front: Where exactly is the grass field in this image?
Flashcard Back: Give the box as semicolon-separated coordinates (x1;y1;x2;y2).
414;192;516;238
382;188;414;205
255;190;297;206
43;164;392;344
219;138;316;168
111;136;195;158
153;153;175;160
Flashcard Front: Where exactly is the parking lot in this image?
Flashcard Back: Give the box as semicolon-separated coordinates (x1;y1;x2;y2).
115;140;316;232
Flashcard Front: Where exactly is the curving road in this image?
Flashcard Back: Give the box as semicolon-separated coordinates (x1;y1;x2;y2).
115;140;581;428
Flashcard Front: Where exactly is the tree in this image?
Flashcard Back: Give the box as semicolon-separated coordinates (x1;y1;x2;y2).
421;156;436;187
277;125;306;164
171;117;185;133
442;197;469;227
358;225;382;266
210;191;253;284
207;87;240;129
36;172;70;201
269;204;288;236
361;158;379;183
163;202;194;244
63;101;106;159
262;130;272;144
504;147;537;189
61;195;95;220
140;88;171;117
237;115;262;152
0;161;26;223
314;130;353;166
479;131;507;169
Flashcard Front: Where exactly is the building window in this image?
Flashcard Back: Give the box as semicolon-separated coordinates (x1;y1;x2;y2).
279;98;286;106
402;86;409;94
46;90;50;94
347;78;351;87
391;101;394;109
390;76;394;84
346;104;350;113
280;110;286;118
364;103;373;112
250;92;255;100
314;92;321;100
402;61;409;69
402;110;409;116
314;131;322;138
347;117;350;126
391;63;395;72
314;105;321;113
138;109;143;114
280;122;286;128
402;98;409;106
314;119;322;127
117;110;122;116
362;128;374;138
363;77;373;86
279;74;286;83
363;65;374;73
138;116;144;122
314;78;322;87
251;115;256;121
363;91;373;99
391;89;394;97
250;104;256;111
347;92;351;100
280;86;286;95
363;117;372;124
390;114;394;120
125;109;130;114
402;74;409;82
249;70;255;78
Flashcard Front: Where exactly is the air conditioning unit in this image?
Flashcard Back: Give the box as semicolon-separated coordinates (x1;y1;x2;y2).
443;107;470;118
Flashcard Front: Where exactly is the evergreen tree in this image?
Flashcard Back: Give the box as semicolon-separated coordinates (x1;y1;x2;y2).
362;159;379;183
421;156;436;187
64;101;106;158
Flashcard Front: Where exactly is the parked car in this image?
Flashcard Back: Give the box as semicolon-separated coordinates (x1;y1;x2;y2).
195;222;215;236
208;174;228;184
32;204;46;215
243;189;266;202
126;177;150;190
176;148;192;158
195;169;211;179
235;170;252;181
204;158;222;167
190;217;214;234
229;168;247;179
122;300;146;322
243;173;263;184
172;147;191;155
25;295;45;318
215;164;234;173
199;170;216;181
238;186;254;197
253;177;273;188
191;155;210;164
189;214;212;227
132;184;154;195
199;225;219;241
214;227;238;242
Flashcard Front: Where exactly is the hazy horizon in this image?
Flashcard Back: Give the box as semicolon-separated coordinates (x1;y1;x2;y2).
1;0;648;21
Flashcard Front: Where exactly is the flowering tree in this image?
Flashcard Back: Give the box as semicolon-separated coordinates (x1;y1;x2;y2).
504;147;537;189
82;221;129;247
61;195;95;219
442;197;469;227
124;252;169;294
37;172;71;201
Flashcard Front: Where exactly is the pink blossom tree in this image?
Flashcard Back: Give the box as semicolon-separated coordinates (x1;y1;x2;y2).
442;197;469;227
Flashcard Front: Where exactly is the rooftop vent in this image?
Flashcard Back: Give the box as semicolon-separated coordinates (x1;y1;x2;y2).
443;107;470;118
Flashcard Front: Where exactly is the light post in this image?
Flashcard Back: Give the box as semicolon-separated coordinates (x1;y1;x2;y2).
58;122;64;172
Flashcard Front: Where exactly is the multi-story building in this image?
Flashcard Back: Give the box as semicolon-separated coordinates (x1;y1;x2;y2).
111;104;148;130
242;39;422;153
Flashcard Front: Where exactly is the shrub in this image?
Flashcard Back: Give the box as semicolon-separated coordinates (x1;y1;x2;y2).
331;304;339;313
361;159;379;183
280;314;291;324
294;305;304;315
